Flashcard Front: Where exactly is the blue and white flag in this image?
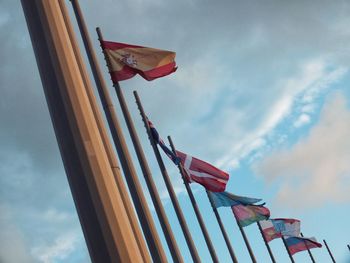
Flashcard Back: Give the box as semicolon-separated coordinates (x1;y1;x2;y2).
209;191;262;208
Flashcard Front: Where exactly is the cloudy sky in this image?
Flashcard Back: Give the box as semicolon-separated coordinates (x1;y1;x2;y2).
1;0;350;262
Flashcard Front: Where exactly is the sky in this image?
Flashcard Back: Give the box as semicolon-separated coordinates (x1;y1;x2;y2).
1;0;350;262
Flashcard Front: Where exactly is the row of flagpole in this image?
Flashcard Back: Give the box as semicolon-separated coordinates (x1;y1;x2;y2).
137;89;336;263
134;92;202;262
68;1;345;262
69;1;168;261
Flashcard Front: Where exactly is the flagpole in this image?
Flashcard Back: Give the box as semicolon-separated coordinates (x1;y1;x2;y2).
70;1;183;259
300;233;315;263
232;212;257;263
95;27;168;262
168;136;219;263
206;191;239;263
282;236;295;263
133;91;201;263
257;222;276;263
323;239;336;263
66;2;150;260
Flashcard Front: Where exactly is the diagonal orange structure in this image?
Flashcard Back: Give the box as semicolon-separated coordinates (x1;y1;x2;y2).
20;1;153;262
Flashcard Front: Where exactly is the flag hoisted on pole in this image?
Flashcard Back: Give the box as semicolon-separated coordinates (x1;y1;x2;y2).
232;204;270;263
206;190;239;263
257;222;276;263
259;218;301;243
258;218;300;263
100;41;177;81
175;151;229;192
232;204;270;228
282;236;296;263
133;91;201;263
209;191;268;263
300;232;316;263
208;191;265;262
96;28;172;263
284;236;322;256
209;191;262;208
168;136;219;263
68;1;157;260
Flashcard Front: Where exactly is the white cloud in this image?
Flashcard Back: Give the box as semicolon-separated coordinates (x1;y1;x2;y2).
216;59;346;170
42;208;72;223
0;205;35;263
293;113;310;128
301;104;315;113
31;231;79;263
254;93;350;208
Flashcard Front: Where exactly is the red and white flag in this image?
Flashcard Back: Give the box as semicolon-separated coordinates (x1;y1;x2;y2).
176;150;229;192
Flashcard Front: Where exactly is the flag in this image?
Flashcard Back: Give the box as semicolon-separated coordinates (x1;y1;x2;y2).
209;191;261;208
232;204;270;227
101;41;177;82
147;119;180;164
175;151;229;192
285;236;322;255
259;218;300;242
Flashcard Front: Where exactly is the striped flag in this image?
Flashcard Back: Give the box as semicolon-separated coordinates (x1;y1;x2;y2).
259;218;300;242
148;119;180;164
232;204;270;227
285;236;322;255
209;191;261;208
176;151;229;192
101;41;177;82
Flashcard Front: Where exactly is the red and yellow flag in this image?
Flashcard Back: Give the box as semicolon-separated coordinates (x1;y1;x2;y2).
101;41;177;82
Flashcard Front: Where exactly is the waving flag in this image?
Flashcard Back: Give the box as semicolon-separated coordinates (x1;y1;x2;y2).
260;218;300;242
232;204;270;227
285;236;322;255
176;151;229;192
101;41;177;82
148;119;180;164
209;191;261;208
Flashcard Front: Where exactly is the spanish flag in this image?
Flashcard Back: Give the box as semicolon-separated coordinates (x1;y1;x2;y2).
101;41;177;82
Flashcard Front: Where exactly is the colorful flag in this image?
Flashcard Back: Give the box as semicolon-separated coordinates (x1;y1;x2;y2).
209;191;261;208
285;236;322;255
176;151;229;192
259;218;300;242
232;204;270;227
148;119;180;164
101;41;177;82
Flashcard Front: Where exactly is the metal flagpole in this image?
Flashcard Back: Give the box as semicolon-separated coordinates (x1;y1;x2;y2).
232;212;257;263
168;136;219;263
323;239;336;263
68;2;182;261
282;236;295;263
300;233;315;263
257;222;276;263
95;27;168;262
134;91;201;263
206;191;238;263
